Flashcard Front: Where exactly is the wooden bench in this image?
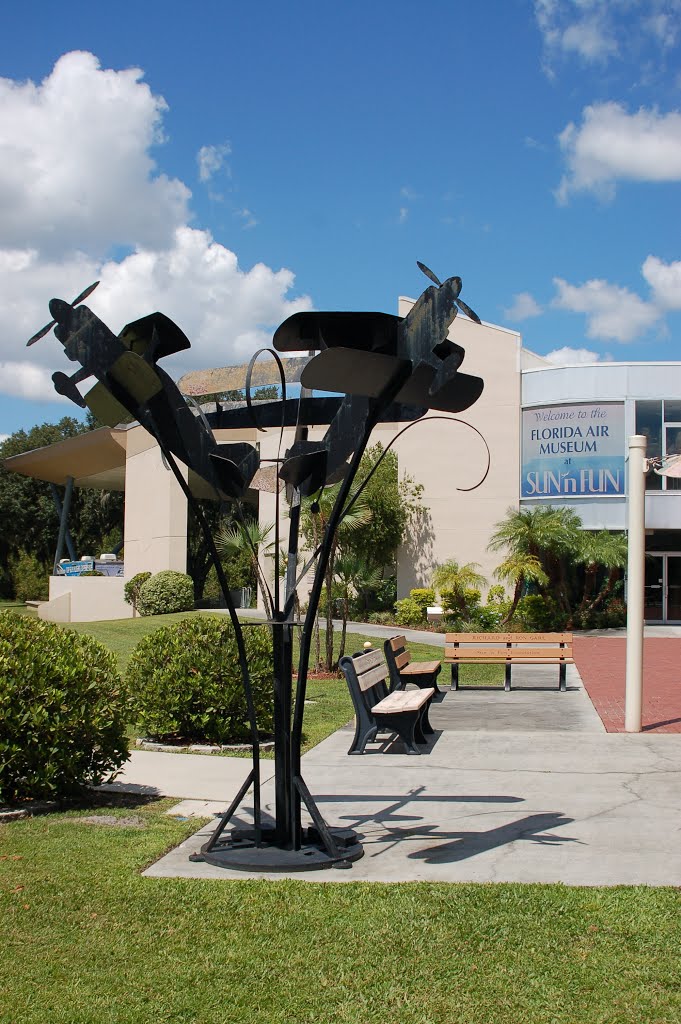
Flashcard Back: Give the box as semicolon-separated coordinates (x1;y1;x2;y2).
339;649;435;755
444;632;574;692
384;635;444;700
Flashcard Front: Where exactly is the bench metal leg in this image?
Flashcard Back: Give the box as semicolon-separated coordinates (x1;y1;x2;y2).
375;711;421;754
450;663;459;691
348;721;378;755
505;663;512;692
559;662;567;692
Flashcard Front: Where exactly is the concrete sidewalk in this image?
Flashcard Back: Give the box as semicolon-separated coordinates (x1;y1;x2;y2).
104;660;681;886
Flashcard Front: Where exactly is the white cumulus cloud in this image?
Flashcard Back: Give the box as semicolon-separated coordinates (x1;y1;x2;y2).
0;52;312;405
543;346;602;365
641;255;681;310
557;102;681;202
535;1;681;75
0;51;190;256
552;275;661;341
504;292;543;321
0;361;70;403
197;143;231;183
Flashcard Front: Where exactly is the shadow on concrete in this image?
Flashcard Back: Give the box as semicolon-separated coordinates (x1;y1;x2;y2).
406;812;578;864
354;729;444;756
317;785;524;829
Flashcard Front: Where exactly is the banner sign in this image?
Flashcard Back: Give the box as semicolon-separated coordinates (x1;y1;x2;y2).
60;559;94;576
522;402;625;498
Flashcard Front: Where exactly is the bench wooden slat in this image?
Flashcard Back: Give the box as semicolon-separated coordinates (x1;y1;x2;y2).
353;649;384;673
357;663;389;692
445;646;508;660
445;648;572;661
446;632;572;644
401;660;441;675
373;688;434;714
394;650;411;670
389;635;407;652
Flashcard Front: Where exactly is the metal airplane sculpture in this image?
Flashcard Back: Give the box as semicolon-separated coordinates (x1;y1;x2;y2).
27;261;486;872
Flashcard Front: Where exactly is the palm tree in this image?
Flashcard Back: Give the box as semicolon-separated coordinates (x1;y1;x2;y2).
493;552;549;623
216;518;275;618
301;484;373;671
432;559;486;615
488;506;582;616
333;553;382;662
581;531;628;614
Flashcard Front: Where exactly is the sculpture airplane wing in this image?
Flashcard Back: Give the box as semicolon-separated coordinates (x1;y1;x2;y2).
272;264;484;495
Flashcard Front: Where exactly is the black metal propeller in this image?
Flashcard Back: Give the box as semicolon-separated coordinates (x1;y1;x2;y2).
416;261;481;324
26;280;100;346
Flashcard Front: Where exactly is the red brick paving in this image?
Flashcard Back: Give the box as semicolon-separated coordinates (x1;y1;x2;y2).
573;637;681;733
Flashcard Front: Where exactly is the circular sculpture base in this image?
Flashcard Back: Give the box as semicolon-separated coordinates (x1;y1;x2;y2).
192;826;364;872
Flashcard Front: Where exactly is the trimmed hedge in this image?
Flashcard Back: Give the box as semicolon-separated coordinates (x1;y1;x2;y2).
123;571;151;613
137;570;194;616
0;613;130;804
126;616;274;744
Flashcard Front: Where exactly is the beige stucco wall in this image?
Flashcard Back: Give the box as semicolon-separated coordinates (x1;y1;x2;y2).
389;302;522;597
42;576;130;622
123;425;189;579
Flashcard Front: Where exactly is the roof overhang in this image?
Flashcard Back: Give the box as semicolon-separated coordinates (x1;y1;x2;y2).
3;427;128;491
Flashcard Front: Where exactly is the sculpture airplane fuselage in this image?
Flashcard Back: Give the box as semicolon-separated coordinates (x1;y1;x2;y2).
46;299;259;499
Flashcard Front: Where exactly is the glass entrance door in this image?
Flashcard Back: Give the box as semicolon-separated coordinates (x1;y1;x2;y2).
667;555;681;622
644;553;681;623
645;555;664;621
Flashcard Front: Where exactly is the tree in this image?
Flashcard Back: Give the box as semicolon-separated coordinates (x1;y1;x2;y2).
346;443;425;573
300;484;372;671
575;531;628;614
493;553;548;623
488;506;581;617
0;419;124;597
432;559;486;614
332;553;382;662
216;517;276;617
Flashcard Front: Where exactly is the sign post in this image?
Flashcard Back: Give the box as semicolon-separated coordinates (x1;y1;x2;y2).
625;434;646;733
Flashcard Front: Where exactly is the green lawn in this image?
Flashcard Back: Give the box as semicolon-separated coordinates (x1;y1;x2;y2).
1;796;680;1024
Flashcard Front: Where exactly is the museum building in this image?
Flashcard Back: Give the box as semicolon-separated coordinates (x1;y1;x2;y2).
6;294;681;624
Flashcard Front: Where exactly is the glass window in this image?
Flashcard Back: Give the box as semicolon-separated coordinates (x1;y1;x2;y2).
665;400;681;423
665;426;681;490
636;400;662;490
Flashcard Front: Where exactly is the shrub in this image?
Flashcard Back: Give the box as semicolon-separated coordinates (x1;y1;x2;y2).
137;570;194;617
80;570;104;577
11;551;49;602
127;616;274;744
486;585;507;605
368;611;395;625
466;605;504;631
124;572;152;613
394;597;425;627
370;575;397;613
408;588;435;617
0;612;130;804
513;594;567;632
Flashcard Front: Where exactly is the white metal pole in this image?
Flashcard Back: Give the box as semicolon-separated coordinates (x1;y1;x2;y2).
625;434;646;733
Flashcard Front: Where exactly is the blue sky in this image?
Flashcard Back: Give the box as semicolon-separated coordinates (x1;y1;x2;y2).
0;0;680;437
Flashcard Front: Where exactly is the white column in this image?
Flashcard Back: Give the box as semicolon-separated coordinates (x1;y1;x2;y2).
625;434;646;733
